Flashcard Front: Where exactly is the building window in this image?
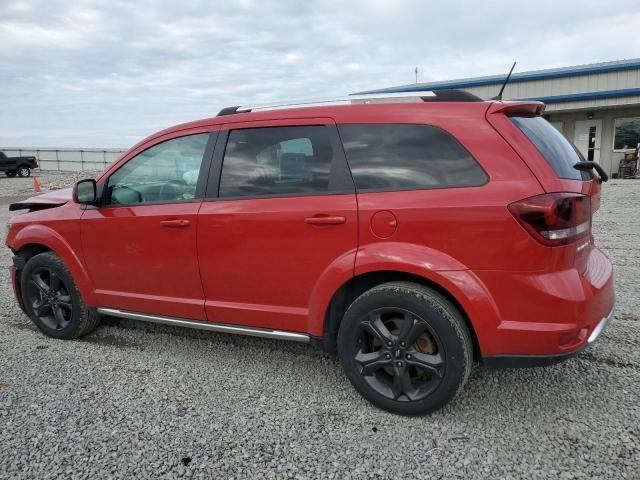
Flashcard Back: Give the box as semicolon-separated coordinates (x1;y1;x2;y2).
613;117;640;151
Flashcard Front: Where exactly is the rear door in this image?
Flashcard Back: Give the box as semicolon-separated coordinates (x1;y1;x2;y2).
197;118;357;333
0;153;16;170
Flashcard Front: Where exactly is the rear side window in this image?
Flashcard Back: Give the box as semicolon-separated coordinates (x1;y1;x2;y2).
511;116;587;180
338;124;487;191
219;126;333;198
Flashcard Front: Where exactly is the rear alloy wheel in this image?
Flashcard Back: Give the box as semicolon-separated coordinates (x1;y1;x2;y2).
338;282;473;415
17;166;31;177
21;252;100;339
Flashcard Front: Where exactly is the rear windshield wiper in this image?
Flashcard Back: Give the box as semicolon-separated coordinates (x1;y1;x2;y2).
574;161;608;183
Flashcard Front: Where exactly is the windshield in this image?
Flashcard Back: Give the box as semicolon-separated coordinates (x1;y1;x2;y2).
511;116;589;181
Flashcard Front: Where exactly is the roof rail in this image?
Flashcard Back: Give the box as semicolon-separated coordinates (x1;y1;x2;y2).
216;89;482;116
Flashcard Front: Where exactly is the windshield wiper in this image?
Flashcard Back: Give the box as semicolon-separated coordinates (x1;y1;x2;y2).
574;161;608;183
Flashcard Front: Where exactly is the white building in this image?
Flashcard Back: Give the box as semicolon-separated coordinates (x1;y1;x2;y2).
360;59;640;177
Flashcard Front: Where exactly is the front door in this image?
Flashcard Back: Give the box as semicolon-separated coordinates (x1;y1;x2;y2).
197;120;357;333
574;119;602;162
81;132;215;320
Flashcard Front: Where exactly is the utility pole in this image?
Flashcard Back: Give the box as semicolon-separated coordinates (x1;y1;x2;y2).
415;67;418;84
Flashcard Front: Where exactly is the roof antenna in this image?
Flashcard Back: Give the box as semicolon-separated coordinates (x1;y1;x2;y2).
492;61;516;100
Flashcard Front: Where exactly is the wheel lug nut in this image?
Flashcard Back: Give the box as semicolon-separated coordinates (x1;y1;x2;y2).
406;354;412;359
385;353;391;359
396;361;403;367
386;341;392;347
400;341;406;347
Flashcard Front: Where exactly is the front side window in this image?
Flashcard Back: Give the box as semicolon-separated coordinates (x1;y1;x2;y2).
613;117;640;151
219;126;333;198
338;124;487;191
106;134;209;205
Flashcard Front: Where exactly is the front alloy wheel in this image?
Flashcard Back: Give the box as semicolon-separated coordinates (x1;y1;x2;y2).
25;267;74;331
20;252;101;339
17;166;31;177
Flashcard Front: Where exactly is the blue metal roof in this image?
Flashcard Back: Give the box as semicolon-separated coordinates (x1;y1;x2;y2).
524;87;640;104
356;58;640;95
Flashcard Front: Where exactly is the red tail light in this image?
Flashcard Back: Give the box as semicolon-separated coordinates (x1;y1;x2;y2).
508;193;591;246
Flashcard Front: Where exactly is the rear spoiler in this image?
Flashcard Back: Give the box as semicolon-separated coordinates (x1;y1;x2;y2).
487;101;545;117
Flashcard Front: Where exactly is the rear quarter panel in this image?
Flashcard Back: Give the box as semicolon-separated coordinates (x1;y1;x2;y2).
332;102;548;272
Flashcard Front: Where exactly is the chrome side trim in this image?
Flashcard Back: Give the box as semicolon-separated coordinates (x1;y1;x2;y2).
587;305;615;344
97;308;310;343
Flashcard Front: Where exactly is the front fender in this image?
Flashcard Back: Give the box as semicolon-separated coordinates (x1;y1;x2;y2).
9;224;97;306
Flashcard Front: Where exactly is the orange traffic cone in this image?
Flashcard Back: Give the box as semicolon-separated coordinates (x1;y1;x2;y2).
33;176;41;193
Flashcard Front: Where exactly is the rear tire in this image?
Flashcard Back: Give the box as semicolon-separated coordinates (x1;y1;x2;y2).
337;281;473;415
5;170;17;177
20;252;100;339
17;166;31;177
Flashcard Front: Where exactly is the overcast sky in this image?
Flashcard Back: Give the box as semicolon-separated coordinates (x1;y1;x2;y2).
2;0;640;148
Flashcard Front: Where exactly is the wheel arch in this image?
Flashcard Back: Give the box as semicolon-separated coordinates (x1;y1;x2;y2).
11;227;97;306
318;269;492;361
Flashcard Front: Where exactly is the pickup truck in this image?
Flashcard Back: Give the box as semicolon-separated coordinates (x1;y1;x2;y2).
0;152;38;177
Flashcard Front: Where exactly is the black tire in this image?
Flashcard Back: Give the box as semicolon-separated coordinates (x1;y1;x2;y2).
20;252;100;339
5;170;17;177
337;281;473;415
17;166;31;177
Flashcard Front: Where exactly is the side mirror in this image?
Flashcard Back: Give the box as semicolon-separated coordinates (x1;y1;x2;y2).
73;179;98;205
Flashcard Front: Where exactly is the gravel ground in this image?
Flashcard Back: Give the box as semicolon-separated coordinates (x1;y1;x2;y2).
0;171;101;199
0;176;639;479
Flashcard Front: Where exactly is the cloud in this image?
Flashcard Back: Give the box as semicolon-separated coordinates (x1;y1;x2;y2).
1;0;639;147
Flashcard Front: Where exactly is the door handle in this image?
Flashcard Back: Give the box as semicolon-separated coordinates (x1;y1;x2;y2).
160;219;190;228
305;215;346;225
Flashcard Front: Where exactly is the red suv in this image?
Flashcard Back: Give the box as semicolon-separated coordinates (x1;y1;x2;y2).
6;90;614;415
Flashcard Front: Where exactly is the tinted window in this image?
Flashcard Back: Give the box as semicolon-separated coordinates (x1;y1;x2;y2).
511;116;586;180
219;126;333;198
107;134;209;205
338;124;487;191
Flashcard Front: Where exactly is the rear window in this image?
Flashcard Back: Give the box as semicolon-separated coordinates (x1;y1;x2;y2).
511;116;588;180
338;124;487;191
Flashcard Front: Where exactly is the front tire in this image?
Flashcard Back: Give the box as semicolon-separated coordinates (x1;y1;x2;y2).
338;282;473;415
17;166;31;177
20;252;100;339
